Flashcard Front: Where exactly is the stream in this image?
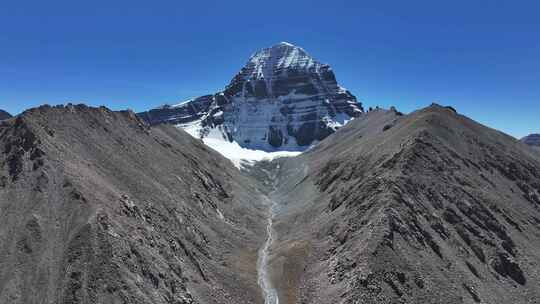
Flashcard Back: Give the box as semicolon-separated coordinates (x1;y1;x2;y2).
257;199;280;304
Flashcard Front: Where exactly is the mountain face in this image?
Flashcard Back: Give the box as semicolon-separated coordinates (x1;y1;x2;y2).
521;134;540;147
0;105;268;304
0;109;11;120
138;42;363;150
245;105;540;303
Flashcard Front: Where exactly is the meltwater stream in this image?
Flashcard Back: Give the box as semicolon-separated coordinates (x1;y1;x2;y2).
257;199;279;304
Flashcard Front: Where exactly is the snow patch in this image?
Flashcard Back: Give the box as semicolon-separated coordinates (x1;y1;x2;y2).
203;137;301;169
178;120;204;138
177;123;301;169
216;208;225;220
171;99;194;108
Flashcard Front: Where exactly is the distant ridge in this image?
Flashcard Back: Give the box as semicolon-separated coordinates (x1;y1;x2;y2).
521;133;540;147
0;109;11;120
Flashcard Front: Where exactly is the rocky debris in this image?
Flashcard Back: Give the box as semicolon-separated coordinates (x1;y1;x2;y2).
253;105;540;303
0;109;11;120
0;104;267;304
0;116;45;182
521;133;540;147
138;42;363;150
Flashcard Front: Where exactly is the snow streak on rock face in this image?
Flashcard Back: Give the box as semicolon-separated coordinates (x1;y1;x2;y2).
138;42;363;151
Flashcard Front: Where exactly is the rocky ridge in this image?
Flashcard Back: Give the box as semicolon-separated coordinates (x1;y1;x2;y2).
245;105;540;304
0;104;268;304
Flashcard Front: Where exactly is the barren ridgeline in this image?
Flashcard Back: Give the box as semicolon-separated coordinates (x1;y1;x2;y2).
1;104;540;303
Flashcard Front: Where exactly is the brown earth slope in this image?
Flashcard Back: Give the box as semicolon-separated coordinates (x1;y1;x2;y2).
0;104;267;304
261;105;540;304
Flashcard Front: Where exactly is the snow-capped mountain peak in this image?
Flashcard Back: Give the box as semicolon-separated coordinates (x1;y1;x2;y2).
277;41;294;47
138;42;363;164
243;42;318;97
249;42;315;71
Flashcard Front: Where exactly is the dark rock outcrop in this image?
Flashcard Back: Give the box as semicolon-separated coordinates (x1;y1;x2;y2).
137;95;214;126
138;42;363;150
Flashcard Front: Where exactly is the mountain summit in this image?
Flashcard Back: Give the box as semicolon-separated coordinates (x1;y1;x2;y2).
138;42;363;151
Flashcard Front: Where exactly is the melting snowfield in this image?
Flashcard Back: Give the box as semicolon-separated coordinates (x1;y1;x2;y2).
179;121;302;168
203;137;301;168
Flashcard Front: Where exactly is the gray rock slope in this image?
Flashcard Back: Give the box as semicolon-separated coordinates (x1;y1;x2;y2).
247;105;540;304
138;42;363;150
0;104;268;304
0;110;11;120
2;102;539;304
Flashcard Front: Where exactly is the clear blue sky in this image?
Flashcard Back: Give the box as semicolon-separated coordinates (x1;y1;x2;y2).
1;1;538;138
